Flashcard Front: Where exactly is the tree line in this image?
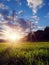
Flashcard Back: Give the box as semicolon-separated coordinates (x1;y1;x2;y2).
24;26;49;42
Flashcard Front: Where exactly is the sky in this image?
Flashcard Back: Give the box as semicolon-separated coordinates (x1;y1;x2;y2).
0;0;49;30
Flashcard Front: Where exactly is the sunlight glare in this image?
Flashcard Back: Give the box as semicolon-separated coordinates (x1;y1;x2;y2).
2;25;24;42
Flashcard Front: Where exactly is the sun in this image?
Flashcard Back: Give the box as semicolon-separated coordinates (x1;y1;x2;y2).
2;25;24;42
7;32;22;42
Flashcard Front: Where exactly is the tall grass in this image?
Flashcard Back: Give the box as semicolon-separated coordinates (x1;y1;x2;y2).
0;42;49;65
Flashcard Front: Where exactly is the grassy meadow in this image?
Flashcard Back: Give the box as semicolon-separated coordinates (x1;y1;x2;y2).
0;42;49;65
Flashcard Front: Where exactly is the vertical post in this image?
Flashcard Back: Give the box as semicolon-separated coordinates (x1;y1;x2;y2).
29;21;32;41
12;10;15;24
30;21;32;33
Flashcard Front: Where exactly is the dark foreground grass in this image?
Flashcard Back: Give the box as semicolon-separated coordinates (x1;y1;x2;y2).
0;42;49;65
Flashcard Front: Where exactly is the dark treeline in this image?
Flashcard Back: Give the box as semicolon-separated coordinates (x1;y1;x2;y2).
26;26;49;42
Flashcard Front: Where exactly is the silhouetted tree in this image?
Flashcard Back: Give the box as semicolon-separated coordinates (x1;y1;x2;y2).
34;30;44;41
43;26;49;41
27;26;49;42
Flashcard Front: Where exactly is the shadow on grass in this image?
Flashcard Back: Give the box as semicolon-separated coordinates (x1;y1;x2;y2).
0;47;49;65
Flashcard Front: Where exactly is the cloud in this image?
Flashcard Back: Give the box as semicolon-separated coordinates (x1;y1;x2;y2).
0;3;9;10
48;13;49;15
31;15;39;23
32;26;45;31
0;13;9;24
10;17;29;31
27;0;43;14
48;3;49;5
0;13;29;31
16;0;21;6
38;26;45;29
4;0;11;2
0;14;30;36
44;13;49;18
18;10;23;15
7;0;11;2
0;13;2;17
3;0;11;1
0;14;3;22
0;12;39;33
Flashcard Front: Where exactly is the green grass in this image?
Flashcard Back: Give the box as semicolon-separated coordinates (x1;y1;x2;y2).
0;42;49;65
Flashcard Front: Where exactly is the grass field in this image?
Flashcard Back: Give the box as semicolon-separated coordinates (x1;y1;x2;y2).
0;42;49;65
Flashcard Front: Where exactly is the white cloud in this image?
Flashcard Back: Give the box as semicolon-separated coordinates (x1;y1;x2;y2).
0;13;2;17
31;15;39;23
48;13;49;15
18;10;23;15
44;13;49;18
38;26;45;29
16;0;22;6
27;0;43;14
31;16;39;20
0;13;8;23
0;3;9;10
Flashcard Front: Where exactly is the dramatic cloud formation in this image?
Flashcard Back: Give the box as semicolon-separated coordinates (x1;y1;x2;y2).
27;0;43;14
0;14;30;40
0;13;29;32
